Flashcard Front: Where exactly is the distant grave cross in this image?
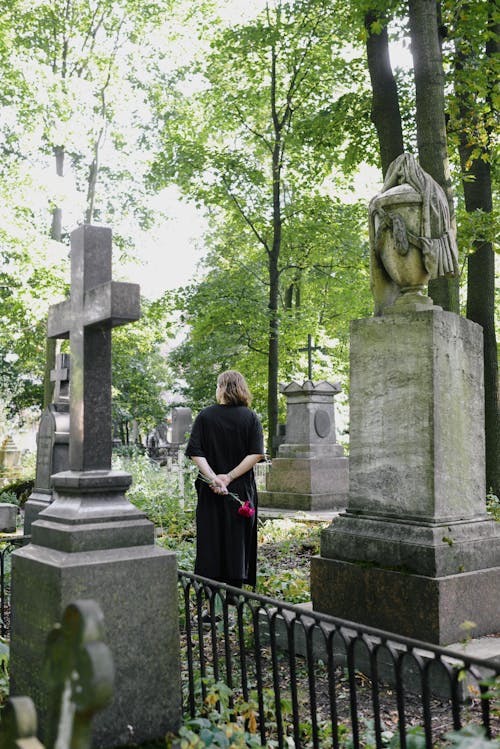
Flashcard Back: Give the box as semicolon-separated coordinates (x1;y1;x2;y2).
50;352;70;404
47;225;140;472
298;335;323;380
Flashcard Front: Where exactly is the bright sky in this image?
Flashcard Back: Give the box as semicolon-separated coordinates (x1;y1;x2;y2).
121;188;207;298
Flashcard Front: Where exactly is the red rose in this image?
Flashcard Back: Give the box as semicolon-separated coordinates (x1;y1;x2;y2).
238;500;255;518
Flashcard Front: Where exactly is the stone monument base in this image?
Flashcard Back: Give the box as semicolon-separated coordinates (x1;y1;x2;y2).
10;470;181;748
320;512;500;576
10;543;181;747
311;555;500;645
259;488;345;511
261;446;348;511
23;491;51;535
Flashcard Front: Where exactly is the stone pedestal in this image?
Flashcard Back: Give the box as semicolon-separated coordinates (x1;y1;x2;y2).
259;380;348;510
10;470;181;747
311;310;500;644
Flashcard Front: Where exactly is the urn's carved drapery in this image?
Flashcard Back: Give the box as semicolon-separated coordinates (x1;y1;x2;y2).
369;153;459;315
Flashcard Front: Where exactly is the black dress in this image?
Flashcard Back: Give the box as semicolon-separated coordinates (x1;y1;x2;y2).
185;404;264;587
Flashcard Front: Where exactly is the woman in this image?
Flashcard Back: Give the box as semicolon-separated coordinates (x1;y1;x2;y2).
185;370;264;588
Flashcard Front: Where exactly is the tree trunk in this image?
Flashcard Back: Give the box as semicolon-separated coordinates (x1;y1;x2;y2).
408;0;459;312
267;134;281;457
457;0;500;495
364;10;405;177
43;145;65;408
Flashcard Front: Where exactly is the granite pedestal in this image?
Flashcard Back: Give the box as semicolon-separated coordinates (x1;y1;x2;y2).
11;472;181;747
311;310;500;644
260;381;348;511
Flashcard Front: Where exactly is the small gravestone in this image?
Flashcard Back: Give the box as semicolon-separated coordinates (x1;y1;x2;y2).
10;225;181;747
23;354;70;534
0;503;17;532
0;436;21;471
259;380;348;511
170;407;192;445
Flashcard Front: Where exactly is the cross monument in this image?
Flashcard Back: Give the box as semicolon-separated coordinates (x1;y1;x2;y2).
50;352;70;404
298;335;324;380
10;225;181;747
47;225;140;470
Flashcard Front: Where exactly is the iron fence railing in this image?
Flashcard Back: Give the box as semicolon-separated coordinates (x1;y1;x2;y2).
178;570;500;749
0;535;28;637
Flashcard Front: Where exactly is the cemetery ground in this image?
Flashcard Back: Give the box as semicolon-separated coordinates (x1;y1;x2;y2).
0;451;499;748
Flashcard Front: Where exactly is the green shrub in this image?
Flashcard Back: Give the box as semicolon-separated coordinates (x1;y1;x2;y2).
486;493;500;522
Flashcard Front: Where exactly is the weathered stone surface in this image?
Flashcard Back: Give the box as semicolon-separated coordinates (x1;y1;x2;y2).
170;407;192;444
261;380;348;511
320;513;500;576
44;600;113;749
348;311;485;522
0;504;17;532
10;545;180;747
258;488;345;511
369;153;458;316
311;556;500;645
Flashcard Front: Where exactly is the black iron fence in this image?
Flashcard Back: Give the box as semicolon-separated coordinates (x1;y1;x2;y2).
0;536;27;637
178;571;500;749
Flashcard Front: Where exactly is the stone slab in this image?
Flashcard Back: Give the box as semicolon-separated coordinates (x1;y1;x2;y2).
320;513;500;576
9;543;181;748
259;489;347;511
0;504;17;532
348;311;485;523
310;556;500;645
266;456;348;495
258;507;339;523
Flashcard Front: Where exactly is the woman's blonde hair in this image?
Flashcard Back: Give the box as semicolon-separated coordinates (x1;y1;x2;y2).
217;370;252;407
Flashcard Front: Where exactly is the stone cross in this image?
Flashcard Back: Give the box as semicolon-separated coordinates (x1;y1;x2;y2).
47;225;140;472
298;335;323;380
50;352;70;404
0;600;113;749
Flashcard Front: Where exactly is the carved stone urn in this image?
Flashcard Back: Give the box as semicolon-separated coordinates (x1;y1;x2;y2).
372;183;430;298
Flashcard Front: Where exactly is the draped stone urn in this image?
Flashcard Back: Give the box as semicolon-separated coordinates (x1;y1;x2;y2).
369;153;458;315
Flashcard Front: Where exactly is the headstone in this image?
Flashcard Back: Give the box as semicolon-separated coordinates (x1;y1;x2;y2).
23;354;70;534
259;380;348;511
170;407;192;445
0;436;21;471
0;504;17;532
311;157;500;645
10;225;181;747
0;599;113;749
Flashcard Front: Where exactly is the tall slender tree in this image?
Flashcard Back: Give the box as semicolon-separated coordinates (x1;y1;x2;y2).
364;8;405;177
408;0;460;312
450;0;500;494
